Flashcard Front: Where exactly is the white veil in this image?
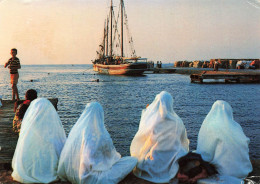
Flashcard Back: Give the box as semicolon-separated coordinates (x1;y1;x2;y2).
130;91;189;183
58;102;121;183
12;98;66;183
196;100;252;178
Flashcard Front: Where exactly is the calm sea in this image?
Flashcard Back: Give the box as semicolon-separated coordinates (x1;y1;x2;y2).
0;64;259;159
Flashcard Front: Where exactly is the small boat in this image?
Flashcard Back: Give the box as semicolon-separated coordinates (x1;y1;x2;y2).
92;0;148;75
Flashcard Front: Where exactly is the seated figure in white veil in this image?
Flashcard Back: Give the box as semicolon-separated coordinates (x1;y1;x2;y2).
57;102;137;184
196;100;252;184
12;98;66;183
130;91;189;183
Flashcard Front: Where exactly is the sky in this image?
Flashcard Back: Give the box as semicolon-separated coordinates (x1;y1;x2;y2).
0;0;260;65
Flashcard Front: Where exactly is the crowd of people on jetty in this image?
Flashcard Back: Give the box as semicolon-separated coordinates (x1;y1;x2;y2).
5;89;252;184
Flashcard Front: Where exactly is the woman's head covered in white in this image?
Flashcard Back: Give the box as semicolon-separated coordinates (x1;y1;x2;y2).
130;91;189;183
12;98;66;183
196;100;252;179
58;102;121;183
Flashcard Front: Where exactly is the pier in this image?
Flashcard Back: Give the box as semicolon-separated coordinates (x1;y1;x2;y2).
145;67;260;84
190;71;260;83
0;99;58;164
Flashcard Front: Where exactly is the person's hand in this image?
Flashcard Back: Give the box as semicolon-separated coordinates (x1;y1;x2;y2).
188;168;208;183
177;172;189;183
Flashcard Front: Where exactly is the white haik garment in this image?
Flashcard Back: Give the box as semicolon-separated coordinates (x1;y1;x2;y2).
130;91;189;183
12;98;66;183
58;102;137;184
196;100;252;179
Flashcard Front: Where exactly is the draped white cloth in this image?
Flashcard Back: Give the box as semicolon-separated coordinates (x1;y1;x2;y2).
196;100;252;179
58;102;137;184
130;91;189;183
12;98;66;183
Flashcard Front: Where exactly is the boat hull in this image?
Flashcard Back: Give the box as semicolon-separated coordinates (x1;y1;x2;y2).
93;62;147;75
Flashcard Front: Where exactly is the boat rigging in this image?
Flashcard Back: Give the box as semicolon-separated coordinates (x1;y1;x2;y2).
93;0;148;75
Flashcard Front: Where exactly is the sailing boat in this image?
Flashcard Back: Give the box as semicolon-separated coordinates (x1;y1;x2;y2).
93;0;148;75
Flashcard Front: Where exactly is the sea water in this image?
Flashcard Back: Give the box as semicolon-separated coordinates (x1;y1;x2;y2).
0;64;259;159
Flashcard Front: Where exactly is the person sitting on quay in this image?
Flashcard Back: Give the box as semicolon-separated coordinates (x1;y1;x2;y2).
13;89;37;133
176;152;218;183
130;91;189;183
58;102;137;184
196;100;252;183
12;98;66;183
4;48;21;101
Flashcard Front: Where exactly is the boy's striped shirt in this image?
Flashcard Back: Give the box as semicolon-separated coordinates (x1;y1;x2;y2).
7;57;20;74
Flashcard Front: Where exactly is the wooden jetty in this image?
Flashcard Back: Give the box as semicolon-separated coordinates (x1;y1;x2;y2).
0;99;58;164
190;71;260;83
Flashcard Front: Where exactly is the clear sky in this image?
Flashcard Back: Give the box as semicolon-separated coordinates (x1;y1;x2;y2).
0;0;259;65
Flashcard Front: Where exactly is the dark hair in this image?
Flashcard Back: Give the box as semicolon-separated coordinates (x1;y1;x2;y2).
25;89;37;101
11;48;17;53
178;152;218;178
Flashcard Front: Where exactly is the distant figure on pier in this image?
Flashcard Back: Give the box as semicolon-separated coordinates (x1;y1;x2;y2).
196;100;252;183
58;102;137;184
213;60;219;71
13;89;37;133
225;60;229;71
12;98;66;183
4;48;21;101
156;61;162;68
130;91;189;183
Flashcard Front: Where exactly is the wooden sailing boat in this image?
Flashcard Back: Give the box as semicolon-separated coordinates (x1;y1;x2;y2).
93;0;147;75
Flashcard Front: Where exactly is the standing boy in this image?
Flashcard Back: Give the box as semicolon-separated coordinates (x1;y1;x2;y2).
4;48;21;101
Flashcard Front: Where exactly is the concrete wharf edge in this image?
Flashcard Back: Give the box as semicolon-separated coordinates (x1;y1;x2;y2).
0;99;58;164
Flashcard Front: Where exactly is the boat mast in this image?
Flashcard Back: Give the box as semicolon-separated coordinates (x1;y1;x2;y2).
104;20;106;58
121;0;124;58
110;0;113;57
106;16;109;57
